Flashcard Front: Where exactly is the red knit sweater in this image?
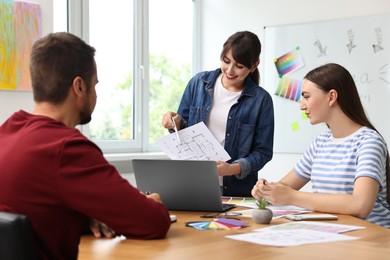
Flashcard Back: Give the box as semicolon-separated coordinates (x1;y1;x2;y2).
0;110;171;259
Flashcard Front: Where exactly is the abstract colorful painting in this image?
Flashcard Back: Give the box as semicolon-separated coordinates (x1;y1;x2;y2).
0;0;42;91
273;47;304;77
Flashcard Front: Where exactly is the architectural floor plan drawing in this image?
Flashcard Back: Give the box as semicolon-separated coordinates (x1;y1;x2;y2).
155;122;231;161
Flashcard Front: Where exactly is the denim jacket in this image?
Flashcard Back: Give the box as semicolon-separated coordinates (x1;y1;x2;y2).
177;69;274;196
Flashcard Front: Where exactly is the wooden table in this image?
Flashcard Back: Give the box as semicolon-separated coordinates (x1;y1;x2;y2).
78;210;390;260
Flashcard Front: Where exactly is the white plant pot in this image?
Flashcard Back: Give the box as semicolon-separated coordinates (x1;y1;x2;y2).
252;208;273;224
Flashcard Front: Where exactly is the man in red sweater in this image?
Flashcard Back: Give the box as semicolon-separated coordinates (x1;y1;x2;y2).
0;32;171;260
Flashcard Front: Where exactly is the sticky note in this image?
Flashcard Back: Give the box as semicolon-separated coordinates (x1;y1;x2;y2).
291;122;299;131
301;112;308;120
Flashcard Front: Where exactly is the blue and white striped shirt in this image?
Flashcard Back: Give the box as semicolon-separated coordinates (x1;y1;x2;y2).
294;127;390;228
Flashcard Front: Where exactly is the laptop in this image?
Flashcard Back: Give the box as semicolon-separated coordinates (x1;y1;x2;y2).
132;159;235;212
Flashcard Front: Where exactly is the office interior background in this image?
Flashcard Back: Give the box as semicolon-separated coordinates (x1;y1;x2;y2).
1;0;390;189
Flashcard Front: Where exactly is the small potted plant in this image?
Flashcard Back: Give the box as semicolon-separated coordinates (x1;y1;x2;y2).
252;198;273;224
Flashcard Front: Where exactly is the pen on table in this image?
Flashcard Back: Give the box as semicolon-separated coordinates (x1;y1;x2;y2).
171;117;181;144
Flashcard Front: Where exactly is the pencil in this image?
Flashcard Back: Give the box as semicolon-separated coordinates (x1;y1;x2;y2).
171;117;181;144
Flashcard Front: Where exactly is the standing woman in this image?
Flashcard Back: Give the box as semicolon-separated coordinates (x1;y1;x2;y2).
252;63;390;228
162;31;274;197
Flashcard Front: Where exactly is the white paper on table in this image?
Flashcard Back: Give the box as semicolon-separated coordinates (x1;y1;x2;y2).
155;122;231;161
225;228;359;247
255;221;365;234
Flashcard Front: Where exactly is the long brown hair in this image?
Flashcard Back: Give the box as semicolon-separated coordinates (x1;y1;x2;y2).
305;63;390;204
220;31;261;84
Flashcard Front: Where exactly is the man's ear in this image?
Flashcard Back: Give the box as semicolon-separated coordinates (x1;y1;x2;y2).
72;76;85;97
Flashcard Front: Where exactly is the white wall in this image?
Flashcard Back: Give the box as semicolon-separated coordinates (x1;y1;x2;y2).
0;0;52;124
200;0;390;185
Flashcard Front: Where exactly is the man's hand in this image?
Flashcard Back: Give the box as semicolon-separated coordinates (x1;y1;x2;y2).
89;219;116;238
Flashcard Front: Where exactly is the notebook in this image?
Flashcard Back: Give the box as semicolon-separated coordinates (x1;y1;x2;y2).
132;159;235;212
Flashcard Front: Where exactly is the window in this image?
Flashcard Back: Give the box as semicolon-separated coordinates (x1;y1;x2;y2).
69;0;195;153
53;0;67;32
87;0;135;153
148;0;194;145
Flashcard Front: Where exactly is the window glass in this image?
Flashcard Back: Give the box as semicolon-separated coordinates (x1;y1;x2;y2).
53;0;67;32
85;0;194;151
148;0;193;144
88;1;134;141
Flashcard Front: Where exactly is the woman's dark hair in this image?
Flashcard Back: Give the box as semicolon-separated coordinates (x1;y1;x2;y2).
30;32;96;104
305;63;390;204
220;31;261;84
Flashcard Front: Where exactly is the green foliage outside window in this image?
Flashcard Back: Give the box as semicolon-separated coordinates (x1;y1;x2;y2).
89;54;190;144
149;54;190;143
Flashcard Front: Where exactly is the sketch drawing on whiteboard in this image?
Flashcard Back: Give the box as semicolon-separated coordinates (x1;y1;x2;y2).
378;64;389;84
346;30;357;53
373;27;384;53
313;39;327;57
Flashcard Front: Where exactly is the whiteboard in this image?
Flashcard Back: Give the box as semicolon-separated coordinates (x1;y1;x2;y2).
263;14;390;153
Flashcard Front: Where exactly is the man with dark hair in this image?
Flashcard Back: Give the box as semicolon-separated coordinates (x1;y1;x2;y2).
0;32;171;260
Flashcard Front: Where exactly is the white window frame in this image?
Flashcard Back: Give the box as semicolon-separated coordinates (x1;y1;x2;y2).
66;0;200;154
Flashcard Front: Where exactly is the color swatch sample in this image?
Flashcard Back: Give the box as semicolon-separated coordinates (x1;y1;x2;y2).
274;48;304;77
222;197;257;203
275;77;303;101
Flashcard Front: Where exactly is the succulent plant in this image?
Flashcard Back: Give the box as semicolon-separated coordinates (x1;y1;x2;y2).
256;198;269;209
252;198;273;224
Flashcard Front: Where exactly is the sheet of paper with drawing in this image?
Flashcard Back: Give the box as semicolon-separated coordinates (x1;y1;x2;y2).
155;122;231;161
225;221;364;247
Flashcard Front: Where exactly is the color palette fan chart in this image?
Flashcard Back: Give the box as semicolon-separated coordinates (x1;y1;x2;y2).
186;218;248;230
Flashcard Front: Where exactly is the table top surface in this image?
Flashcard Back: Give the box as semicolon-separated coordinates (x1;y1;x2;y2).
78;209;390;260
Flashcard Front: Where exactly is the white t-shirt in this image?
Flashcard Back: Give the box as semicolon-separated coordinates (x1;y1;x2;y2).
206;74;241;185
